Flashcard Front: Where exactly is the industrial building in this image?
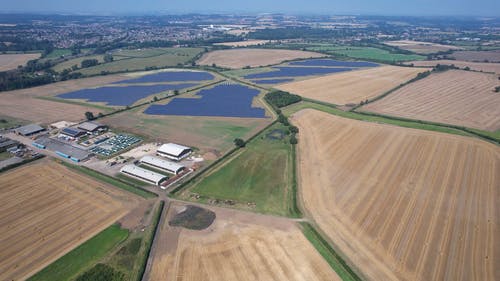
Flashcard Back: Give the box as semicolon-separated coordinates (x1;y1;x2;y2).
157;143;192;161
14;124;45;136
0;137;19;152
140;155;186;175
77;121;107;133
60;127;86;139
33;137;92;162
120;165;168;185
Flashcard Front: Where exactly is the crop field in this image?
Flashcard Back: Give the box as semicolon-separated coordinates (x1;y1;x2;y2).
58;83;197;106
306;45;425;62
0;53;41;71
214;39;271;47
144;84;266;118
292;109;499;281
114;70;215;84
148;204;340;281
197;48;324;69
0;74;128;123
384;40;460;54
450;50;500;62
0;161;140;281
277;65;427;105
101;105;270;153
63;48;203;75
181;123;294;216
363;70;500;131
408;59;500;73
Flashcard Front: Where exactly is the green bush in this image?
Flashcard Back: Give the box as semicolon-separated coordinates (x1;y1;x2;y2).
265;91;302;108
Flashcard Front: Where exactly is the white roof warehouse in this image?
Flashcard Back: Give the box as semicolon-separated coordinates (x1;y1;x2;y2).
140;155;186;175
120;165;167;185
157;143;192;161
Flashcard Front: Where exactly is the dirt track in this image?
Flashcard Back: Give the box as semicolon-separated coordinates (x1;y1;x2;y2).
197;48;324;69
0;161;140;281
277;65;427;105
292;109;499;281
363;70;500;131
148;203;340;281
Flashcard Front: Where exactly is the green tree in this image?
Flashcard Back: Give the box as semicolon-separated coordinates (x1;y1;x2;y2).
81;59;99;68
103;54;114;63
234;138;246;148
289;135;298;145
289;126;299;134
173;90;179;95
85;111;95;120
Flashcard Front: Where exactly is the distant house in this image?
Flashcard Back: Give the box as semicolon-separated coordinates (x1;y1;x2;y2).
0;137;19;152
60;127;86;139
157;143;192;161
77;121;107;133
14;124;45;136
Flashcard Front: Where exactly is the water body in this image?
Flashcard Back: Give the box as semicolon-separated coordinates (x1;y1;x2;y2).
144;84;266;118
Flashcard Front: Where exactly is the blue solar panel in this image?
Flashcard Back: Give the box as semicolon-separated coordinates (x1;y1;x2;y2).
244;67;352;79
114;71;214;84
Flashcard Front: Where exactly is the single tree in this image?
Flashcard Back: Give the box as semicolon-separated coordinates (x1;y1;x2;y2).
289;135;298;145
103;54;114;63
85;111;95;120
234;138;246;148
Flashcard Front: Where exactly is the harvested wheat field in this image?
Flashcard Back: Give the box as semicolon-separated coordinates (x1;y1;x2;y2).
214;40;271;47
0;74;128;123
197;48;324;69
148;204;340;281
451;50;500;62
363;70;500;131
385;40;459;54
407;60;500;73
0;53;41;71
0;161;140;281
292;109;499;281
277;65;427;105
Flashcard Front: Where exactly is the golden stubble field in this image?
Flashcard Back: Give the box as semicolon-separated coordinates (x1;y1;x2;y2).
197;48;324;69
363;70;500;131
0;53;41;71
292;109;499;281
0;74;127;124
277;65;428;105
384;40;460;54
148;204;340;281
407;60;500;74
0;161;140;281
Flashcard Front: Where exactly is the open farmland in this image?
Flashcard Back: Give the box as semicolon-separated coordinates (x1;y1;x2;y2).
101;105;270;154
384;40;460;54
0;161;140;281
292;109;499;281
407;60;500;73
76;48;203;75
277;65;427;105
306;45;425;62
0;74;128;123
363;70;500;131
181;123;294;216
450;50;500;62
197;48;324;69
148;204;340;281
0;53;41;71
214;39;271;47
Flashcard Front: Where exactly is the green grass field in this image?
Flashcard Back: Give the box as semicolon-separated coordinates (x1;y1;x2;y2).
52;55;107;72
44;49;73;59
76;48;203;76
0;114;27;129
307;45;424;62
185;123;295;216
27;224;128;281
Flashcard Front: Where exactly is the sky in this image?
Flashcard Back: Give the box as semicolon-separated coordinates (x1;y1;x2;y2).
1;0;499;16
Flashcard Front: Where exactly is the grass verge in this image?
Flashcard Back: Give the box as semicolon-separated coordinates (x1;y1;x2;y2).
59;160;157;198
300;222;362;281
27;224;128;281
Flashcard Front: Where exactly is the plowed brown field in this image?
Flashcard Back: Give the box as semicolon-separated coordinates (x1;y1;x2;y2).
0;53;41;71
363;70;500;131
148;204;340;281
276;65;427;105
197;48;324;69
292;109;499;281
0;161;140;281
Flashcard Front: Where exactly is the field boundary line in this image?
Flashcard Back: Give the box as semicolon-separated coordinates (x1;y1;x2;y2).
138;200;165;281
0;154;45;174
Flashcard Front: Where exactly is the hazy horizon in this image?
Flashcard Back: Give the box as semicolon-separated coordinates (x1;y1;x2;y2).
0;0;499;17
